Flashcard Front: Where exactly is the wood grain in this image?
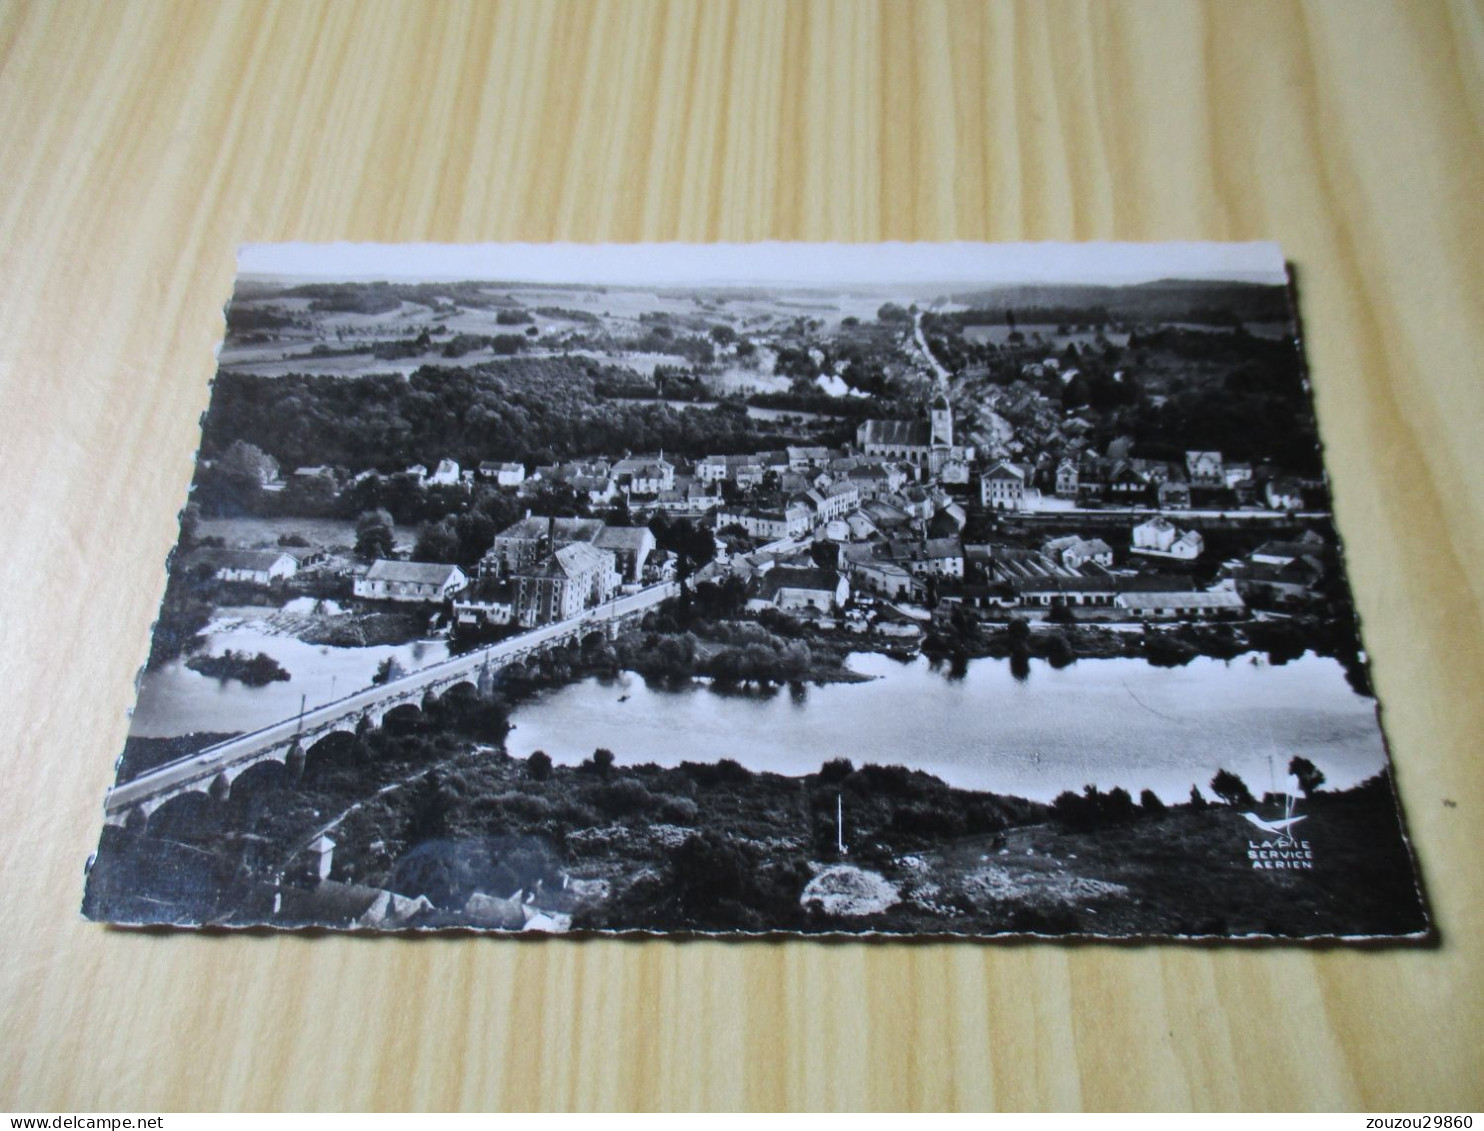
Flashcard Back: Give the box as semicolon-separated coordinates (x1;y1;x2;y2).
1;0;1481;1111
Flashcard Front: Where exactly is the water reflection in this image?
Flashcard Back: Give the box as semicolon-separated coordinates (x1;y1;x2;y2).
509;651;1390;804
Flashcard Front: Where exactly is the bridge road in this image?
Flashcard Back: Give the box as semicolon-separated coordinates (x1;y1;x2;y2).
105;582;679;820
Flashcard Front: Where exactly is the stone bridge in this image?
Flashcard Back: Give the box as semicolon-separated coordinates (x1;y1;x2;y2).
104;582;678;829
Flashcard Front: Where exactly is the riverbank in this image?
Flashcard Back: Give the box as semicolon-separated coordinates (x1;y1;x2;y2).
89;706;1428;939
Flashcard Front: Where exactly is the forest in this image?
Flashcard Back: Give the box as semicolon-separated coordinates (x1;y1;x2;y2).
200;356;858;474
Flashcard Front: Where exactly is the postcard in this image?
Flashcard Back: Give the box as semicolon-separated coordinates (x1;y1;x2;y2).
84;242;1429;939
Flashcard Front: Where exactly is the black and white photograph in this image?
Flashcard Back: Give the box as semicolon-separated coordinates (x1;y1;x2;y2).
84;242;1428;940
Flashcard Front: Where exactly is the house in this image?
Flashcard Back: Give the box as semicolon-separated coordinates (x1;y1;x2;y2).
287;465;338;503
931;494;967;530
191;548;298;586
512;543;617;626
1131;517;1204;560
1264;477;1306;511
981;462;1027;511
570;474;619;507
1157;480;1191;509
1114;589;1245;619
594;525;657;583
847;464;893;500
427;459;461;486
452;582;516;628
715;503;812;541
844;554;914;600
748;567;849;613
1107;462;1151;503
1251;530;1326;568
896;485;934;521
1223;462;1254;490
1130;458;1175;485
354;560;468;603
845;511;880;541
1185;451;1225;488
786;445;832;470
887;537;964;578
696;453;766;487
613;455;675;497
652;481;722;514
1132;516;1179;553
1042;535;1113;570
939;458;973;486
1222;557;1324;607
1055;458;1079;499
820;480;860;521
1075;452;1109;502
478;461;527;488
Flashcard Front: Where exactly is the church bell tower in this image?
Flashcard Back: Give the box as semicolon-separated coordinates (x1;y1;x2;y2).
930;391;953;447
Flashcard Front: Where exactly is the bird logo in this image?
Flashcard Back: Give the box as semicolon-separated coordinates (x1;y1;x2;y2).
1242;811;1307;843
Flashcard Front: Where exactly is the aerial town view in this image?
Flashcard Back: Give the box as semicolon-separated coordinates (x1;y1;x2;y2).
84;244;1427;939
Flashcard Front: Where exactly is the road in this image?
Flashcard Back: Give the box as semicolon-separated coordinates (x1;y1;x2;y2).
105;582;679;816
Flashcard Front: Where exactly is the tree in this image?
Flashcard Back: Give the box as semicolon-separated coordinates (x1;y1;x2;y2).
200;440;279;514
1188;784;1208;810
1209;768;1257;808
591;748;616;778
1139;788;1166;814
355;508;396;561
413;519;461;564
1288;756;1326;799
372;656;406;685
404;770;453;843
178;502;203;550
527;750;553;781
217;439;279;491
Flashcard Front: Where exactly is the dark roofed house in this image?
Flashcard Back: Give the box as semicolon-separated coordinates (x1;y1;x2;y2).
484;514;605;578
354;560;468;603
594;525;657;582
189;548;298;586
749;567;849;614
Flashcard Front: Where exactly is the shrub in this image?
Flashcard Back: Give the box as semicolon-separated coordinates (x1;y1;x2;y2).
818;758;854;784
526;750;553;782
654;794;700;825
589;778;653;818
1210;768;1257;808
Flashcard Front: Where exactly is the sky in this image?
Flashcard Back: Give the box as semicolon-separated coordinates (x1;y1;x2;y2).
237;241;1288;289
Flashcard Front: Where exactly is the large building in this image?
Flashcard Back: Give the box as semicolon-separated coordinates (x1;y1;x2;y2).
594;525;657;583
856;392;975;475
512;542;616;626
981;461;1028;511
484;515;605;578
355;560;468;603
189;548;299;586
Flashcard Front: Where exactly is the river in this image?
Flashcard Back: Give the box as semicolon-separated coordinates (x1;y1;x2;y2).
128;620;1391;806
128;618;450;739
507;651;1389;804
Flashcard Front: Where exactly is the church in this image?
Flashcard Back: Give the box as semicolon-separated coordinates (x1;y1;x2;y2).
856;391;976;476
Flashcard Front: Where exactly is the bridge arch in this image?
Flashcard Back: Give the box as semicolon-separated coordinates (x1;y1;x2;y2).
228;758;290;801
302;730;362;779
146;789;215;840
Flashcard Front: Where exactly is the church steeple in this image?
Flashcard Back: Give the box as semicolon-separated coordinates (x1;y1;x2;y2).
930;391;953;447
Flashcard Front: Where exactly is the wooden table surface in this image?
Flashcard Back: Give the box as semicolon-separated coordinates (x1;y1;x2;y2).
2;0;1481;1112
